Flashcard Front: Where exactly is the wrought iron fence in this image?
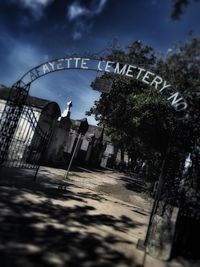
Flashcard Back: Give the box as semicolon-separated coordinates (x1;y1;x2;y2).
0;86;51;172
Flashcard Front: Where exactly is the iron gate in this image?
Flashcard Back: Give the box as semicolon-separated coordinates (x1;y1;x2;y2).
0;85;51;174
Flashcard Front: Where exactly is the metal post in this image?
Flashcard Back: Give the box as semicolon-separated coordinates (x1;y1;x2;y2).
144;127;175;246
65;133;82;178
34;165;40;181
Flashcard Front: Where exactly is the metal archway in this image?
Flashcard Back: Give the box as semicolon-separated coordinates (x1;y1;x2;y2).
0;55;188;167
14;56;187;111
0;52;193;259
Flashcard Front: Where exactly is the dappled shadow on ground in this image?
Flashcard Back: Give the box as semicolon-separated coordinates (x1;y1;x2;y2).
119;175;147;193
0;171;142;267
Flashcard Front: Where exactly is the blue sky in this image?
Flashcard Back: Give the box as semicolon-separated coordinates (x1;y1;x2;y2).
0;0;200;124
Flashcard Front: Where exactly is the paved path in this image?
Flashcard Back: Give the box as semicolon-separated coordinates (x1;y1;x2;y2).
0;166;197;267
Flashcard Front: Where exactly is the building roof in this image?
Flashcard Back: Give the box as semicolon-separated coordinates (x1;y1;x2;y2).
71;118;103;139
87;124;103;139
0;85;51;109
0;85;107;140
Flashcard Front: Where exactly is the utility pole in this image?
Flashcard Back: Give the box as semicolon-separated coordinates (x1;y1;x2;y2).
65;118;89;179
65;133;82;178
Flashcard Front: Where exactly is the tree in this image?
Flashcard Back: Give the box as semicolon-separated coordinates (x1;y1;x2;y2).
87;38;200;190
87;39;200;258
162;37;200;259
171;0;200;20
87;41;176;182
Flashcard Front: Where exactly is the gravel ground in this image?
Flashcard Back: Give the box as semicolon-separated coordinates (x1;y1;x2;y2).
0;166;198;267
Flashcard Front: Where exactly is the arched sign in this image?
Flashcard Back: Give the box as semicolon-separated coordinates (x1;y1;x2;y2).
14;56;187;112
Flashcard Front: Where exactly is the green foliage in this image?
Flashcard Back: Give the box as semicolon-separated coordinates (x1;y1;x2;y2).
87;39;200;187
87;41;172;155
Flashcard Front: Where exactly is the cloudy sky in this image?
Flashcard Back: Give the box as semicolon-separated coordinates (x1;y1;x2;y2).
0;0;200;124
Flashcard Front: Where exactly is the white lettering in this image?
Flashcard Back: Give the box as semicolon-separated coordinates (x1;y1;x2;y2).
159;80;171;92
136;67;146;79
49;62;55;71
65;58;72;68
142;71;155;84
126;65;136;77
57;63;63;70
42;64;50;74
28;57;189;113
167;92;183;107
114;63;127;75
74;58;81;68
56;59;64;70
174;101;188;111
81;58;90;69
105;61;114;72
98;61;104;71
150;76;163;89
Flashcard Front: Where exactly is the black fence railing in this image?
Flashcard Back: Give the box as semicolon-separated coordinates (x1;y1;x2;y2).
0;95;51;171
